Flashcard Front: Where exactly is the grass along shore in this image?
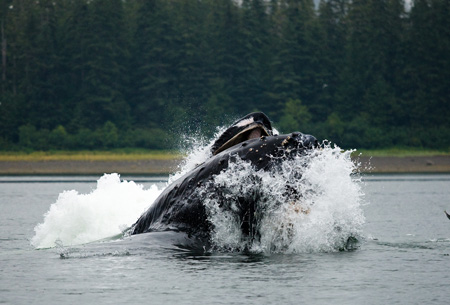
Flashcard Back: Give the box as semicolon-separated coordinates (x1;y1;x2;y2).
1;149;450;174
354;148;450;157
1;147;449;161
0;149;183;162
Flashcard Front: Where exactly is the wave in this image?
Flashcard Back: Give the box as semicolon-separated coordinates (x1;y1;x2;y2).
31;174;163;249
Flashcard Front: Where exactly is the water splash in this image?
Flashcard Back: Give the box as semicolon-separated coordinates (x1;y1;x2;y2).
31;174;162;249
202;143;365;253
31;127;223;250
32;130;365;254
169;126;227;183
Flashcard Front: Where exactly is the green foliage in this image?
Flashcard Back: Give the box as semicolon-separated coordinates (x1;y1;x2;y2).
125;128;172;150
278;99;312;133
18;124;38;149
74;128;99;149
48;125;69;149
100;121;119;149
1;0;449;151
15;123;171;151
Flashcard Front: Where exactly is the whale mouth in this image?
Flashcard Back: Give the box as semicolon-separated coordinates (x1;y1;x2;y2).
212;123;271;155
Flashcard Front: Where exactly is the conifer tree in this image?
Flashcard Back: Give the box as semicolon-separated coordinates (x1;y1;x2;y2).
269;0;318;120
72;0;131;130
317;0;349;118
408;0;450;130
0;0;449;150
238;0;271;114
340;0;405;128
132;0;177;128
202;0;242;125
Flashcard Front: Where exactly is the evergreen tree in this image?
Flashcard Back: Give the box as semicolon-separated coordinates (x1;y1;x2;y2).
26;0;63;130
173;0;207;100
1;0;41;141
71;0;131;130
269;0;318;121
0;0;449;150
317;0;349;118
131;0;177;128
340;0;405;128
237;0;271;114
202;0;242;126
408;0;450;130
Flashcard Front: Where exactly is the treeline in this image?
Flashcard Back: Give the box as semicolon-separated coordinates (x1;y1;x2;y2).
0;0;449;150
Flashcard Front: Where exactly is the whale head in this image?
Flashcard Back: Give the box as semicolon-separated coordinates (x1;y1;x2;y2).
211;112;273;155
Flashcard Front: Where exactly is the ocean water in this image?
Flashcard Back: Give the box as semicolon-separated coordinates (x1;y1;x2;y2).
1;157;450;304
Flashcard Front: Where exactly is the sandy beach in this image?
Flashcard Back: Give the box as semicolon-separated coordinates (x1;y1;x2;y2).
1;155;450;175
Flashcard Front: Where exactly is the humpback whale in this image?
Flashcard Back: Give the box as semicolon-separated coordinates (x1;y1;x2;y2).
131;112;318;242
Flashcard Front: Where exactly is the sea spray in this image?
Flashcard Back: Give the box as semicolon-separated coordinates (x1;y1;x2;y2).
152;133;365;253
202;143;365;253
31;132;365;253
169;126;227;183
31;173;163;249
31;127;220;249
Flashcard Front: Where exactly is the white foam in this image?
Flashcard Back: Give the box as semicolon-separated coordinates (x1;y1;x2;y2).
202;143;365;253
31;174;163;249
31;131;365;254
169;126;227;183
31;126;226;250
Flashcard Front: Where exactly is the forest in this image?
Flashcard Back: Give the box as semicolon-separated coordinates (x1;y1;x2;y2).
0;0;449;151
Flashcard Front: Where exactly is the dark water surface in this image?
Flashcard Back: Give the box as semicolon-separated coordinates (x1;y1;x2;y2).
1;174;449;305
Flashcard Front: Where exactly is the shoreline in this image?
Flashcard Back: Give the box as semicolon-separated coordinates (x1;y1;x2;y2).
1;156;450;175
355;155;450;174
0;159;181;175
